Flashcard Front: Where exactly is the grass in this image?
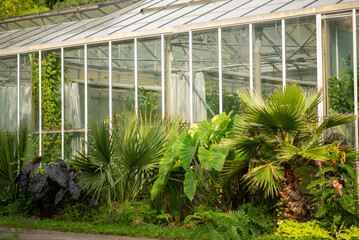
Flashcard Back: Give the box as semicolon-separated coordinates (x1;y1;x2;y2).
0;216;192;239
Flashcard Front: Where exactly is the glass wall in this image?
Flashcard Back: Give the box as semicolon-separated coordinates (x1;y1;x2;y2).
253;21;282;95
0;55;17;130
323;14;354;145
166;34;191;121
112;41;135;115
5;9;359;161
285;16;317;90
64;47;85;159
192;29;219;121
137;37;162;117
222;25;250;115
87;44;109;122
19;53;33;130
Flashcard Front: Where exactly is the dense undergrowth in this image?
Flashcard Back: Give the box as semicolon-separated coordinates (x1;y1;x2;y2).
1;85;359;239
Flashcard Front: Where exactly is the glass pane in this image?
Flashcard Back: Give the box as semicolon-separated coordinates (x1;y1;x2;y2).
222;25;250;115
285;16;317;90
20;54;34;130
137;37;162;117
323;14;354;145
0;55;17;131
64;47;86;158
88;44;109;122
166;34;190;120
192;29;219;122
41;50;62;163
253;21;282;95
64;132;84;160
112;41;135;115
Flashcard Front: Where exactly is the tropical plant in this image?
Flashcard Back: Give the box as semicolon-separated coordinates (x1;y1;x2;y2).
307;145;358;233
184;203;274;240
274;219;333;239
19;158;81;206
223;84;354;221
0;126;38;201
72;112;185;205
151;112;232;203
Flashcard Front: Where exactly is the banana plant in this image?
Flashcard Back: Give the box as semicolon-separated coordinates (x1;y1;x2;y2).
151;112;233;201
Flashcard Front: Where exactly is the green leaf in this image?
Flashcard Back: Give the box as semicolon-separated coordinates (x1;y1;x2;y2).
315;166;335;177
184;171;198;201
179;133;200;170
198;146;211;170
208;145;228;171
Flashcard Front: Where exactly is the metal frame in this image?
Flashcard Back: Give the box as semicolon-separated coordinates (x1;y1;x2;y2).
134;38;138;117
218;27;223;114
39;50;42;156
316;14;323;123
2;2;359;57
84;44;88;153
161;34;165;119
109;41;113;130
61;47;64;159
282;19;286;87
17;53;20;135
249;24;253;91
352;9;359;185
189;30;193;123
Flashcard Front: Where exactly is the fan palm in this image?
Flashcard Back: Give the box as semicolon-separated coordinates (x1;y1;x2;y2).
73;112;185;205
223;84;354;221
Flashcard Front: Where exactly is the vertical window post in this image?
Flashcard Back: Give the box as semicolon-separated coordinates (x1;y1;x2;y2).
218;28;223;114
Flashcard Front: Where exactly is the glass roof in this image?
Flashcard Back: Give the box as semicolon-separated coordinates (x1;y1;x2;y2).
0;0;357;53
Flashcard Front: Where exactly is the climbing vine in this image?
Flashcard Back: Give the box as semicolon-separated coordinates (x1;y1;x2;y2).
29;52;63;163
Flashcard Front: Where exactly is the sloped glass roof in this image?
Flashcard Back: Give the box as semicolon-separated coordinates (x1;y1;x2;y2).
0;0;357;53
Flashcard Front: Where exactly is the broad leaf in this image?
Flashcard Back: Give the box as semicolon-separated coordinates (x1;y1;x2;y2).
208;145;228;171
29;174;48;199
198;147;211;170
179;133;200;170
69;180;81;198
184;171;199;201
55;188;66;205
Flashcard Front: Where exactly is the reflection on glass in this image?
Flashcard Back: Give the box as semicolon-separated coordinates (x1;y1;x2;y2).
222;25;250;115
166;34;190;120
112;41;135;115
253;21;282;95
323;15;354;145
64;47;86;159
285;17;317;90
137;37;162;117
87;44;109;123
20;54;33;130
0;55;17;130
192;29;218;122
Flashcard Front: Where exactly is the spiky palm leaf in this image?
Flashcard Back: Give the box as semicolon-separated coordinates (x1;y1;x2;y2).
0;125;38;200
73;112;185;204
224;84;354;199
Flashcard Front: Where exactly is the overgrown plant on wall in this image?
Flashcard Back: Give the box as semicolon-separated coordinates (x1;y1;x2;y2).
29;52;72;163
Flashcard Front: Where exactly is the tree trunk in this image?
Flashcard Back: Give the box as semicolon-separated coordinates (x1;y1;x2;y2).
280;165;310;222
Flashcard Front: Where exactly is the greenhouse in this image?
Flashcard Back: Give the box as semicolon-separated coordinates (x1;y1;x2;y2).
0;0;359;160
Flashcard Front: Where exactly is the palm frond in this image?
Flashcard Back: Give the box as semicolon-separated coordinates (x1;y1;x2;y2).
243;162;284;198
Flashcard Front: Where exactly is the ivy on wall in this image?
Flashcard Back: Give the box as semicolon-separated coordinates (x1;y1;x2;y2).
30;52;65;163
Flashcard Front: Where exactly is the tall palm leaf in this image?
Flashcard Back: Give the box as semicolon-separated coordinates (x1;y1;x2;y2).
223;84;354;221
73;112;185;204
0;125;38;200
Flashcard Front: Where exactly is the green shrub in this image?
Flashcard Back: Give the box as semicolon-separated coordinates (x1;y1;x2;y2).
274;219;333;240
338;226;359;240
